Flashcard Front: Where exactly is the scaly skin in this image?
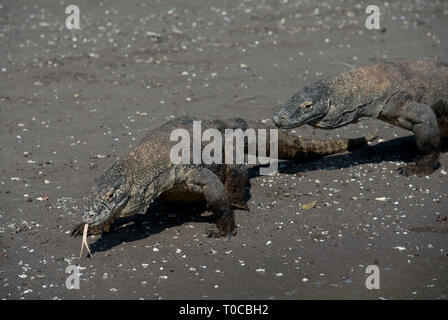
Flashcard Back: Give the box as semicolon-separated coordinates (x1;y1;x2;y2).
273;59;448;176
72;116;376;238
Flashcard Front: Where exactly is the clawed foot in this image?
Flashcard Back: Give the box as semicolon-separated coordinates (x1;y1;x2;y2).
206;217;237;238
398;164;437;176
71;223;84;237
205;228;222;238
232;202;249;211
206;227;237;238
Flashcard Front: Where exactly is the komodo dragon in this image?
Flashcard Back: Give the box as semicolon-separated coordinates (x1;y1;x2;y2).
273;59;448;176
72;116;375;240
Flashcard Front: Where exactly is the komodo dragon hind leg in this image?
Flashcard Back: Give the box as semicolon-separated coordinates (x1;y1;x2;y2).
224;164;249;211
393;101;441;176
180;166;236;238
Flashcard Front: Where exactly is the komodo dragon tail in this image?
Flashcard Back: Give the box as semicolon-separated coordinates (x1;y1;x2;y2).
232;118;377;162
275;129;378;162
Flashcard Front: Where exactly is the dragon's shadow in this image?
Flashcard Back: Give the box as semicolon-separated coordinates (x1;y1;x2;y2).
275;135;447;175
89;201;213;253
89;135;447;253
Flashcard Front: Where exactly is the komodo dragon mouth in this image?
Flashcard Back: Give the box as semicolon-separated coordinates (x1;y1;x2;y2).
75;210;117;259
74;190;133;259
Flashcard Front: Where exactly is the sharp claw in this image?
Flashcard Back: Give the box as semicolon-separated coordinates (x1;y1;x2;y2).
206;229;219;238
206;225;237;238
232;203;249;211
71;223;84;238
398;164;429;176
398;167;410;176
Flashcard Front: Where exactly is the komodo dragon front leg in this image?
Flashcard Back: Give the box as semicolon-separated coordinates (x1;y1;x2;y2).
172;166;236;238
380;94;441;176
224;164;249;211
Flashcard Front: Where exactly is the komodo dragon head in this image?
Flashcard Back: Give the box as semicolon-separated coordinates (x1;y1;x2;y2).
72;143;167;239
72;162;139;257
273;80;333;129
84;166;133;230
73;162;138;236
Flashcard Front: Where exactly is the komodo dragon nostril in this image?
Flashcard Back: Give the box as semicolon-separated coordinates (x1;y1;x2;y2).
274;112;286;124
279;115;287;123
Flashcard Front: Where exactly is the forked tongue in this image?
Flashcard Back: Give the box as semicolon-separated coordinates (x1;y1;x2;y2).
79;223;92;259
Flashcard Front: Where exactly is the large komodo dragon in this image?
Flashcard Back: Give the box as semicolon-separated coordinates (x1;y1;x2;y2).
273;59;448;175
72;116;376;241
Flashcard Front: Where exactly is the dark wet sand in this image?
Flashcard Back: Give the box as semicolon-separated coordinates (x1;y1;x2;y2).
0;0;447;299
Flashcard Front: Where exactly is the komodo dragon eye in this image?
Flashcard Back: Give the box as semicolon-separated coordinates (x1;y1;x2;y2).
103;187;115;201
300;100;313;109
